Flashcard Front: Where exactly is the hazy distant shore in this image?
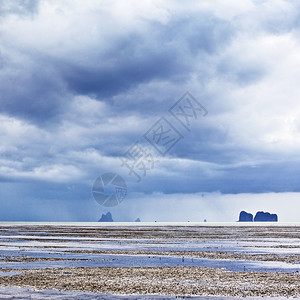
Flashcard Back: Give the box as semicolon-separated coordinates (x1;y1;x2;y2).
1;221;300;226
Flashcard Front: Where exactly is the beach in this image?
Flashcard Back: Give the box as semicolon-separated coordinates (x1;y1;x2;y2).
0;223;299;298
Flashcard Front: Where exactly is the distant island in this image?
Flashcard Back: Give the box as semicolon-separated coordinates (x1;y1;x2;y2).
98;212;113;222
238;211;278;222
98;212;141;222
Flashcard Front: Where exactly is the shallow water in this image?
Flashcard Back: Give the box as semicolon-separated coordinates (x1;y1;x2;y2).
0;253;299;273
0;223;299;273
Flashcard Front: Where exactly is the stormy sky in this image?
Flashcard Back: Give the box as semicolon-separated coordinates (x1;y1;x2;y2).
1;0;300;221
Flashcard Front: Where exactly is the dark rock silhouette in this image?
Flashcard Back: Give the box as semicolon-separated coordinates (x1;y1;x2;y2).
98;212;113;222
238;211;278;222
135;218;141;222
238;211;253;222
254;211;278;222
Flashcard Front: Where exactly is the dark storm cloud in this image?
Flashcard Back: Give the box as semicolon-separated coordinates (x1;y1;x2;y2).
128;160;300;195
1;0;300;221
59;44;180;98
0;65;70;123
0;181;95;221
0;10;234;125
58;14;234;99
0;43;72;123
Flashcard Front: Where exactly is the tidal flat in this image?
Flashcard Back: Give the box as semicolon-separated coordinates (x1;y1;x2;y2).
0;223;299;299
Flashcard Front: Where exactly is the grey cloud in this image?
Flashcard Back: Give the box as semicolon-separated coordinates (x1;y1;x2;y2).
0;9;236;125
0;52;71;123
126;160;300;195
1;0;300;221
217;58;266;86
60;15;235;99
0;0;40;18
176;15;234;55
59;46;181;98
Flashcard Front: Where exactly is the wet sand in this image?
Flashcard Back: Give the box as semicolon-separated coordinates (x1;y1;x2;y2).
0;223;299;298
0;266;299;297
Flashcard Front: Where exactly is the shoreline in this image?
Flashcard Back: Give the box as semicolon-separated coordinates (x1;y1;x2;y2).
0;221;300;227
0;224;299;298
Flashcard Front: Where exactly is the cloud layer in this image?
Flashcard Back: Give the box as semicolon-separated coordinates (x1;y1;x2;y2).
1;0;300;221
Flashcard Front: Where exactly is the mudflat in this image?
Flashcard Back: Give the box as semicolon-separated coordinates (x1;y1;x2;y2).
0;223;299;298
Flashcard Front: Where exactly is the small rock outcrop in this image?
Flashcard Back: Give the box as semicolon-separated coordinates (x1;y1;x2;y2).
238;211;278;222
254;211;278;222
98;212;113;222
238;211;253;222
135;218;141;222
